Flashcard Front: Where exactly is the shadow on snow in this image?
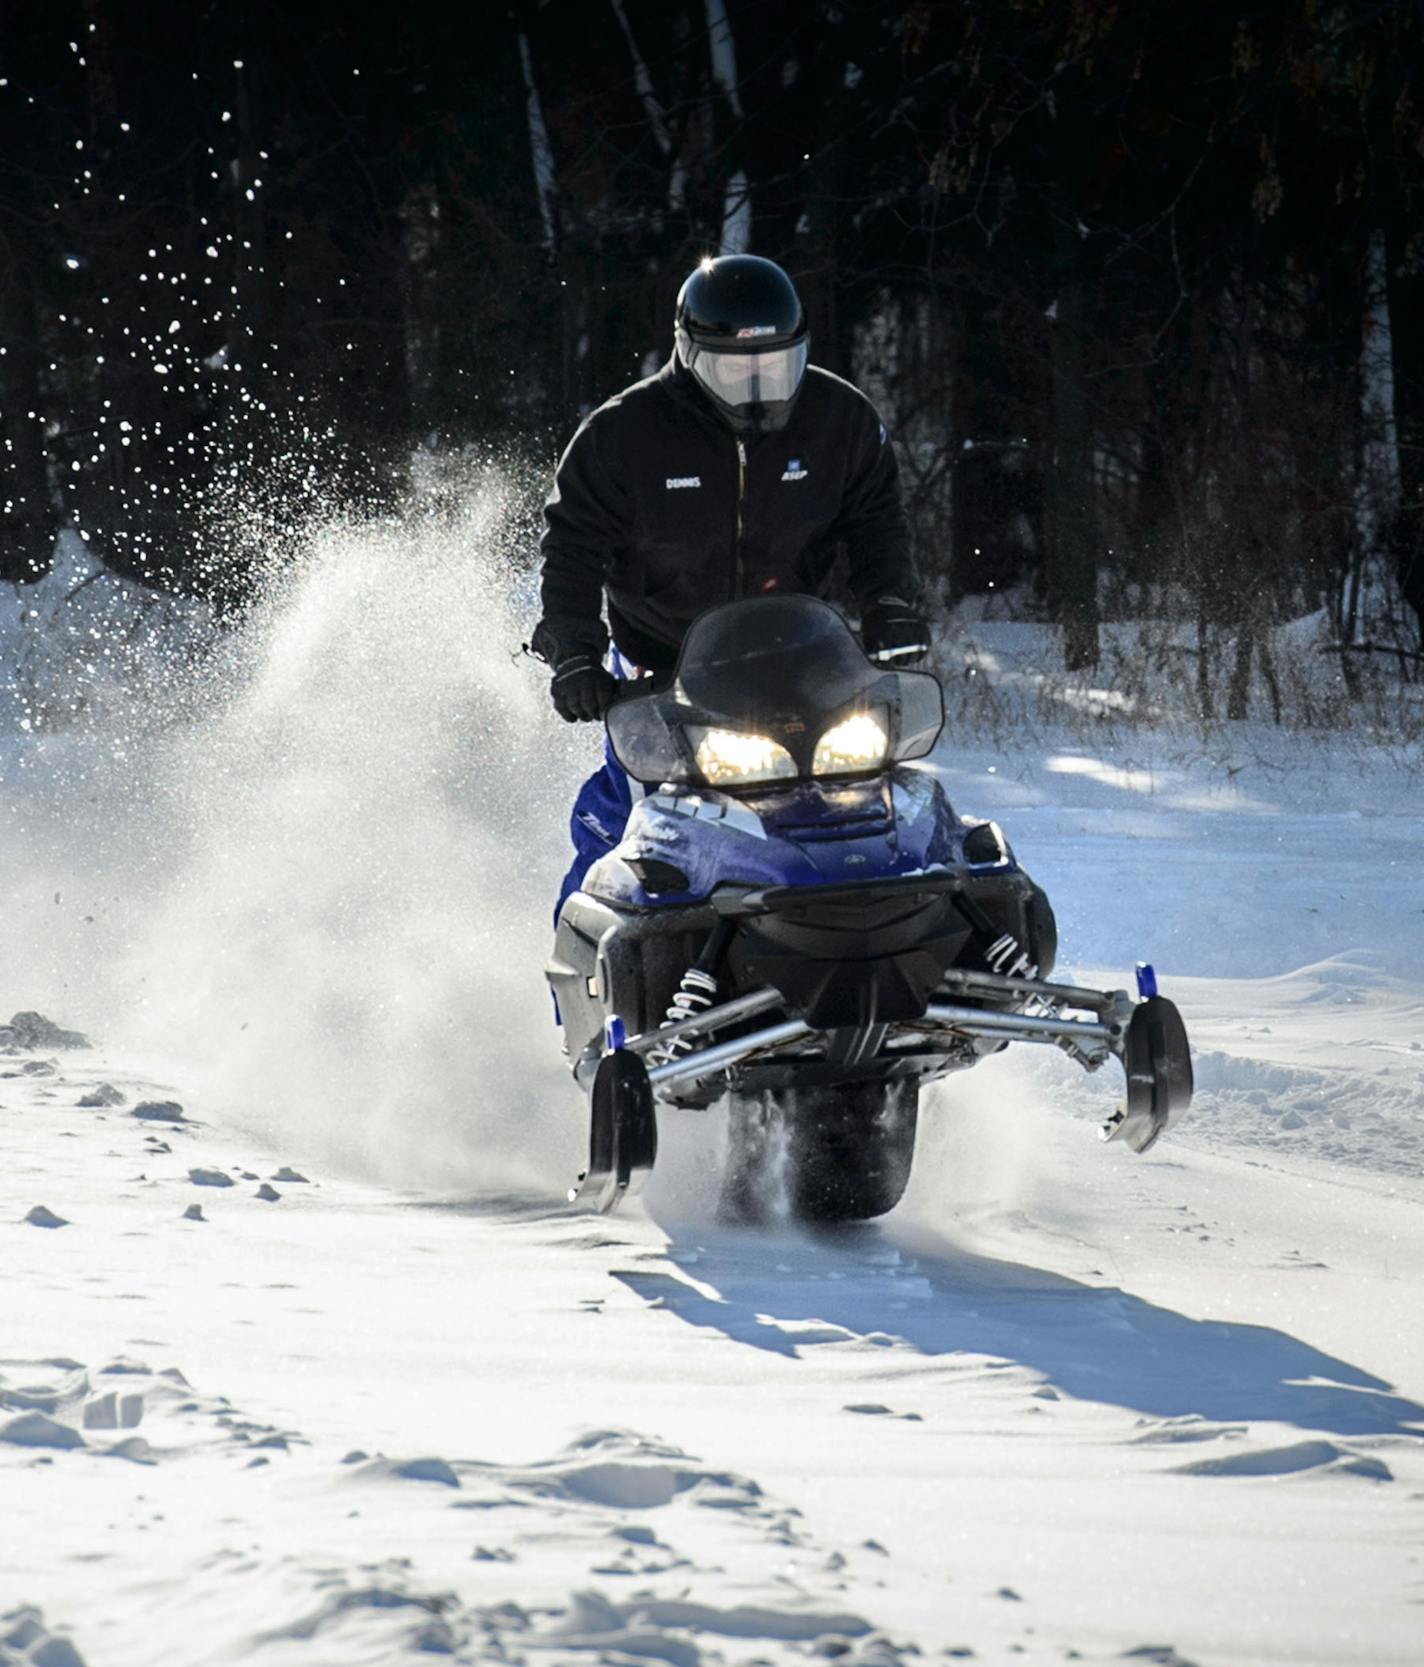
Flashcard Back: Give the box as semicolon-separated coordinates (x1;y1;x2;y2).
619;1215;1424;1440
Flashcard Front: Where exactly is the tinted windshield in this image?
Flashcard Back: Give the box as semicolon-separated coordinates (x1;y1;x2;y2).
606;595;943;787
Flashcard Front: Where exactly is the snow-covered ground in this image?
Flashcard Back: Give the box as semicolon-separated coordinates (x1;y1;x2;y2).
3;536;1422;1666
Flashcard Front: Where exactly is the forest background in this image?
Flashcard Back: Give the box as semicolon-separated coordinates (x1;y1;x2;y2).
3;0;1423;723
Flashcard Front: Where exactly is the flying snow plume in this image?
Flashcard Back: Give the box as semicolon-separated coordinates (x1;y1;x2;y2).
1;477;595;1194
900;1049;1082;1235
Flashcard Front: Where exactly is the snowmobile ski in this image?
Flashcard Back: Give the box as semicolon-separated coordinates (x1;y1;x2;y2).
569;1043;658;1214
1104;991;1194;1153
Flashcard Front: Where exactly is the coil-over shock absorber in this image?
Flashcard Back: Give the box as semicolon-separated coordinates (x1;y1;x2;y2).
984;931;1037;981
650;921;735;1066
656;968;719;1059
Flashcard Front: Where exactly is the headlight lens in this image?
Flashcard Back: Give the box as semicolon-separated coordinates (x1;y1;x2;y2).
691;727;797;787
812;711;888;776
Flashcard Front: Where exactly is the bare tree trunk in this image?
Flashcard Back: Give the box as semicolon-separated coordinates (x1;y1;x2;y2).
1049;180;1100;671
1195;611;1213;723
704;0;751;256
704;0;744;119
1257;631;1283;724
1226;623;1254;721
1346;227;1402;647
1384;212;1424;644
609;0;672;155
1226;617;1283;724
517;31;558;256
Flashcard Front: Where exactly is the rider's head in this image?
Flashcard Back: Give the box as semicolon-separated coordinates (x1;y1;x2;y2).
674;255;808;436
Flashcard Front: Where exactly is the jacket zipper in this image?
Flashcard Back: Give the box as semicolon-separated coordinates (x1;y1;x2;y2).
734;437;748;597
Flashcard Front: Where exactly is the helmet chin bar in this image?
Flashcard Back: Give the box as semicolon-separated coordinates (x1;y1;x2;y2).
682;365;799;435
721;396;797;436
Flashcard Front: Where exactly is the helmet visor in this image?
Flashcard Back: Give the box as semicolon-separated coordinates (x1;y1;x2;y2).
688;340;808;409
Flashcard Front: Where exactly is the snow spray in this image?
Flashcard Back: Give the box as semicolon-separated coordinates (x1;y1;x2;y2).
0;472;596;1194
899;1054;1067;1234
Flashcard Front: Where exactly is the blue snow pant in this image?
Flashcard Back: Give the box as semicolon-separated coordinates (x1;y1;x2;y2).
553;647;642;923
555;734;635;921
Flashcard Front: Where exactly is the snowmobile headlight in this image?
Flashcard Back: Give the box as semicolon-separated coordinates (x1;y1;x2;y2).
691;727;797;787
812;711;888;776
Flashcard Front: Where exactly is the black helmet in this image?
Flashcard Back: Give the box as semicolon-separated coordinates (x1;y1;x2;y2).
674;255;809;435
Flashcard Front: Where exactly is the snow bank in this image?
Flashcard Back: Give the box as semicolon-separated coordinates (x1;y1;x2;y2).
935;607;1424;744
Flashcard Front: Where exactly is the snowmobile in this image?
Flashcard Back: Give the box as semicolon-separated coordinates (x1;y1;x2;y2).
547;594;1192;1219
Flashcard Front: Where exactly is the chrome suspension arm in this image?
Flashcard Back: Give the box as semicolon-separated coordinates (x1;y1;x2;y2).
646;1018;811;1089
622;986;784;1059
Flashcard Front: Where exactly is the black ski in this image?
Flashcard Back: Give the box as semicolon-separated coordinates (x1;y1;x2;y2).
569;1047;658;1213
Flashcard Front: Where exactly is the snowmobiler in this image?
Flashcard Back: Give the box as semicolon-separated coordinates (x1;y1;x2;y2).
547;594;1193;1218
529;254;930;914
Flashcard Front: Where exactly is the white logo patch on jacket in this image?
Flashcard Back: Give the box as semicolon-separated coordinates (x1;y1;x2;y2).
781;458;808;482
665;475;702;490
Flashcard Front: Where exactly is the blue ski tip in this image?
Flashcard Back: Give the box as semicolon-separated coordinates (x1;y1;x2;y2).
603;1015;627;1053
1135;962;1158;1000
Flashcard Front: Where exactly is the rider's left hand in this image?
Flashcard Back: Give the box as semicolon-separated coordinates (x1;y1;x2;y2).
862;596;930;664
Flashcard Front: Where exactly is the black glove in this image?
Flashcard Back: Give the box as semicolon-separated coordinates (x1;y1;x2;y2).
549;653;619;723
861;596;930;664
525;619;618;723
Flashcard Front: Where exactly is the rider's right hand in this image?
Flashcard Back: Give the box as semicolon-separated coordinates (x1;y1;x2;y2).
861;596;931;665
550;654;619;723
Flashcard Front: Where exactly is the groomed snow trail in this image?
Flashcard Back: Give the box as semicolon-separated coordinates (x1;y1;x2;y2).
3;534;1423;1663
2;1034;1422;1666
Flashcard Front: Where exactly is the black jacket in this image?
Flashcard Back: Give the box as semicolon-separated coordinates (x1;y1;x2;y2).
537;357;919;671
